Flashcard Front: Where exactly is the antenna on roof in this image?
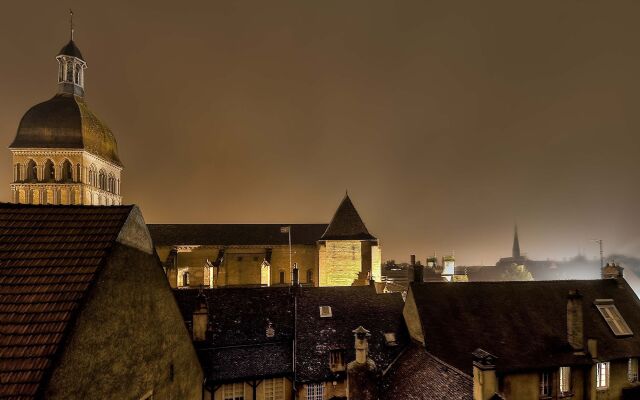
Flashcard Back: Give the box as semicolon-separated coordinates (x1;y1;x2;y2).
69;9;74;40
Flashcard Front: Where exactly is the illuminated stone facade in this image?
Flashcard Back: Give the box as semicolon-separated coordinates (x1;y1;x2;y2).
9;39;123;205
149;195;382;288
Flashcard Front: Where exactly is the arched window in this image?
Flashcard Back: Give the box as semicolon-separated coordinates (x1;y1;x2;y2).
27;160;37;181
14;164;21;182
66;61;74;81
61;160;72;182
44;160;55;181
76;164;81;182
89;165;97;186
307;269;313;284
98;170;106;190
108;174;115;193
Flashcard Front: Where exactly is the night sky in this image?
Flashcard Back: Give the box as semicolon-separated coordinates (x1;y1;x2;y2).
1;1;639;265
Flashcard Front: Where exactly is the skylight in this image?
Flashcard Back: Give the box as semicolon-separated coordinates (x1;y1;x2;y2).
595;299;633;337
319;306;332;318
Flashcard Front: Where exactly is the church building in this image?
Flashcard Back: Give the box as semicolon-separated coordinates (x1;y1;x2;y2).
9;29;123;206
148;194;382;288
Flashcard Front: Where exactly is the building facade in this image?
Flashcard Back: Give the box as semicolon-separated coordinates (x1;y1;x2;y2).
9;37;123;206
149;194;382;288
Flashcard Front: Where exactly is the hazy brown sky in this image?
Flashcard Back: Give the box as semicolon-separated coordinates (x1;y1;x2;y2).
1;1;639;264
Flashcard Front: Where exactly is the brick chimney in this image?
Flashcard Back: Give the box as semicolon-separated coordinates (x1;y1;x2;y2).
601;262;624;280
567;290;584;352
347;326;378;400
473;349;498;400
192;292;209;342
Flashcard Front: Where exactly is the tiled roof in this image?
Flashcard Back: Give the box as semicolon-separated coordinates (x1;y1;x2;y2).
295;285;407;383
321;195;376;241
410;279;640;374
0;204;133;399
173;285;407;385
148;224;328;246
382;344;472;400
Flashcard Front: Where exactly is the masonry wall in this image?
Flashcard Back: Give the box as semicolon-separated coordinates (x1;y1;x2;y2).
501;369;585;400
318;240;365;286
589;359;639;400
158;245;318;288
44;243;203;399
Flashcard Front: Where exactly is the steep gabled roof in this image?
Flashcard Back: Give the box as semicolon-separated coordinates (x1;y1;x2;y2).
148;224;328;246
0;204;134;399
409;279;640;375
321;195;376;241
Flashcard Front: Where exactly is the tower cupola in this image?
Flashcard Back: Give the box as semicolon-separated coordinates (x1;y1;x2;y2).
56;11;86;96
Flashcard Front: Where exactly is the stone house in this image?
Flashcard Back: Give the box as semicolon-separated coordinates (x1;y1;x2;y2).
149;194;382;289
0;204;203;399
402;264;640;399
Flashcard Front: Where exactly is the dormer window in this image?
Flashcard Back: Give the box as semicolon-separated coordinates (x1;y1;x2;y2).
329;349;345;372
595;299;633;336
384;332;398;346
319;306;332;318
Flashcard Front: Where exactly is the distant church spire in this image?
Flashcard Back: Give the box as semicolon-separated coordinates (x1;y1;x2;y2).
512;224;521;258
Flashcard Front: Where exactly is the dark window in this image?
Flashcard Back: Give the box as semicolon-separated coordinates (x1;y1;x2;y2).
237;256;243;262
44;160;55;181
62;160;73;181
279;271;285;284
15;164;21;181
306;269;313;284
182;272;189;287
27;160;37;181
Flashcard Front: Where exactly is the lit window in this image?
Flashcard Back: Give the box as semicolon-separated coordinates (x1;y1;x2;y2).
223;382;245;400
629;358;639;383
540;371;551;397
384;332;398;346
595;299;633;336
596;362;610;390
264;378;285;400
319;306;332;318
329;350;345;372
559;366;571;394
306;383;324;400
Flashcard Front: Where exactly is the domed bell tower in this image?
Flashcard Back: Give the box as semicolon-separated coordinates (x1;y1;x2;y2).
8;11;123;206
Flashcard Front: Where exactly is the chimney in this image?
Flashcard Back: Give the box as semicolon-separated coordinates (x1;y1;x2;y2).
192;292;209;342
601;261;624;280
347;326;377;400
292;263;300;287
411;254;424;283
472;349;498;400
567;290;584;352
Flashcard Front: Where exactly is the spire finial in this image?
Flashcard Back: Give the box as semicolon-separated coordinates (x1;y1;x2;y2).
69;9;74;40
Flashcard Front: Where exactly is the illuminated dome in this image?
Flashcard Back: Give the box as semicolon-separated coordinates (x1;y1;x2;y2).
10;94;122;166
9;38;122;166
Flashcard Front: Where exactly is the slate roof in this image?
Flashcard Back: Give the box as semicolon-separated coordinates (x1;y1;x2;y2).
10;93;122;166
173;285;407;385
382;344;472;400
58;40;84;60
0;204;133;399
148;224;328;247
321;195;376;241
409;279;640;374
173;287;295;384
295;285;407;383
